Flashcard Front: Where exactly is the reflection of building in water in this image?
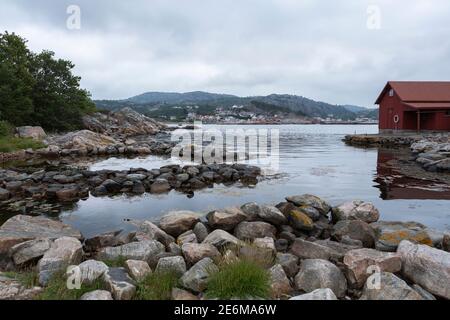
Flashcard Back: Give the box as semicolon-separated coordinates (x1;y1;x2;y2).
375;149;450;200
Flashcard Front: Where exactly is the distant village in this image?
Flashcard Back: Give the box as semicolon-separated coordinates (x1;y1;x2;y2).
165;105;378;125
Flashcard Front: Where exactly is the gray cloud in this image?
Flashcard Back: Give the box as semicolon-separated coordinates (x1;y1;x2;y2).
1;0;450;106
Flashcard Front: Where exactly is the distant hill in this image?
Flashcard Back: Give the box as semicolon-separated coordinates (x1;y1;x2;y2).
95;91;377;122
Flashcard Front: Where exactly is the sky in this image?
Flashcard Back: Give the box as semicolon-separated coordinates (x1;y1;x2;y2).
1;0;450;107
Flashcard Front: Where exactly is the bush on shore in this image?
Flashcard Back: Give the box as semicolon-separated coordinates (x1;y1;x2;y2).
135;270;180;300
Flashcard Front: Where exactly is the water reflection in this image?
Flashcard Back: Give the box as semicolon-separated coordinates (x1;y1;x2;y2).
375;149;450;200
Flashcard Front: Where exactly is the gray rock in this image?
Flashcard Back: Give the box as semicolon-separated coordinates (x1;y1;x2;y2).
258;206;287;225
234;221;277;240
343;248;402;288
38;237;83;286
159;211;200;237
332;220;376;248
206;209;247;231
126;174;147;181
443;233;450;252
77;260;109;284
285;194;331;215
314;239;362;259
180;258;218;293
171;288;199;300
176;173;190;182
289;288;337;300
97;240;165;264
0;273;43;300
155;256;187;277
177;230;198;246
168;243;182;255
269;264;293;298
84;230;123;252
125;260;152;281
202;229;241;249
0;188;10;201
182;243;220;266
360;272;423;300
102;267;136;300
136;220;175;247
80;290;113;300
331;200;380;223
287;209;314;231
16;126;46;140
192;222;209;243
0;215;82;258
371;221;433;252
150;179;171;193
290;239;341;261
276;253;299;278
294;259;347;298
240;202;261;221
9;238;52;265
397;240;450;299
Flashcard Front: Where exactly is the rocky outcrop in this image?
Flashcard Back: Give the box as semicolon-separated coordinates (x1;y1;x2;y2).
411;136;450;172
82;108;167;138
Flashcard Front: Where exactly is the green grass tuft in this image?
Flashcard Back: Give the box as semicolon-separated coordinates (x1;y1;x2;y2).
134;271;180;300
3;270;39;288
37;271;106;300
206;258;271;300
0;136;46;153
100;256;127;268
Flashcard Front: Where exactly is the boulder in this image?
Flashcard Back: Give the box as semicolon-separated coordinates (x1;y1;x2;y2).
294;259;347;298
125;260;152;281
84;230;123;252
332;220;376;248
240;202;261;221
202;229;241;249
97;240;165;264
155;256;187;277
0;188;10;201
159;211;200;237
269;264;293;298
192;222;209;243
343;248;401;288
397;240;450;299
177;230;198;245
412;284;436;300
38;237;83;286
135;220;175;247
76;260;109;284
290;239;341;261
331;200;379;223
234;221;277;240
182;243;220;266
276;253;299;278
253;237;277;257
285;194;331;215
180;258;218;293
80;290;113;300
9;238;52;265
360;272;423;300
371;221;433;252
150;179;171;194
289;288;337;300
287;210;314;231
206;209;247;231
16;126;46;140
314;239;362;260
258;206;287;225
0;215;82;259
102;267;136;300
443;233;450;252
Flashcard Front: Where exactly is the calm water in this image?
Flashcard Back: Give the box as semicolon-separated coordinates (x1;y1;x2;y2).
59;125;450;237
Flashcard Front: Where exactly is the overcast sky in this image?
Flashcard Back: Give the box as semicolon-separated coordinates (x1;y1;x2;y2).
1;0;450;107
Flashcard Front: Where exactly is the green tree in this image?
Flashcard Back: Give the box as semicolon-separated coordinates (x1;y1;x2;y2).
0;32;34;125
30;50;95;131
0;31;96;132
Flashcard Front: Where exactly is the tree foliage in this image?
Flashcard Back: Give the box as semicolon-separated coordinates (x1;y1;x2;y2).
0;31;95;131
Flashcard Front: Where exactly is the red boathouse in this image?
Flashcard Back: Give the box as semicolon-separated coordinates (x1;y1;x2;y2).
376;81;450;132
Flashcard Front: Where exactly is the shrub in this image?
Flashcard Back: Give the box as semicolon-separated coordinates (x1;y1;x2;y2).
0;136;46;153
0;120;13;137
206;258;271;300
134;271;180;300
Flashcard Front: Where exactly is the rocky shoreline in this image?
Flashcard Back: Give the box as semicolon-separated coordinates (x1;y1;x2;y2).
0;163;262;215
1;194;449;300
